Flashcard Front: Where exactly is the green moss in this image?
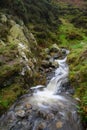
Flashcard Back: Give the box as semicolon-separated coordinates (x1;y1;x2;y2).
68;47;87;123
0;63;21;77
0;83;26;114
57;17;87;123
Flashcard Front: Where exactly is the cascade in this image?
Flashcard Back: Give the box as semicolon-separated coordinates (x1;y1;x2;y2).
0;49;83;130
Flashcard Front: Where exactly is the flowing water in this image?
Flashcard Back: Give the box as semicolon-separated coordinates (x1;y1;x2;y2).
0;50;84;130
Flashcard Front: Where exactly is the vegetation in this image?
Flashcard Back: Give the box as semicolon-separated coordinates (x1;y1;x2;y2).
0;0;87;127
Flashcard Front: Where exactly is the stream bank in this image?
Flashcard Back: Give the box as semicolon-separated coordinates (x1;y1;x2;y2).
0;49;84;130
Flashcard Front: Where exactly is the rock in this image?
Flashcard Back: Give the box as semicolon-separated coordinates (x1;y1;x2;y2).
0;40;5;46
26;109;32;114
37;122;46;129
37;110;47;119
47;113;54;120
45;68;51;72
49;44;60;53
25;104;32;109
9;20;16;26
44;48;50;54
45;55;51;60
75;97;81;102
41;60;50;68
0;14;7;23
28;59;34;69
15;110;25;118
53;53;59;59
56;121;63;129
49;57;54;63
9;24;28;44
62;49;70;55
51;61;58;68
29;33;37;46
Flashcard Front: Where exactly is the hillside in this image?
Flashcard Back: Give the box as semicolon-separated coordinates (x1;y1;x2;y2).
0;0;62;115
52;0;87;125
0;0;87;128
52;0;87;7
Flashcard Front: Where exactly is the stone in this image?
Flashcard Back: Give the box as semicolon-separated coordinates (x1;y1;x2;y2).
75;98;81;102
49;44;60;53
29;33;37;46
41;60;50;68
53;53;59;59
9;24;28;44
1;14;7;23
15;110;25;118
25;104;32;109
44;48;50;54
9;20;16;26
26;109;32;114
56;121;63;128
0;40;5;46
47;113;54;120
45;55;51;60
51;61;58;68
37;110;47;119
37;122;46;129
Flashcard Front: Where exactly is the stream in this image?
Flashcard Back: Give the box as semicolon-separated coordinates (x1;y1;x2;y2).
0;49;84;130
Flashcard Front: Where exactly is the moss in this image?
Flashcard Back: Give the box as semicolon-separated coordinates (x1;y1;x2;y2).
68;47;87;123
0;63;21;78
0;83;26;115
57;17;87;124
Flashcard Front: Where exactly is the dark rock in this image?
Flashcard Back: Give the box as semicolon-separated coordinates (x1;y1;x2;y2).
37;122;46;130
41;60;50;68
46;113;54;120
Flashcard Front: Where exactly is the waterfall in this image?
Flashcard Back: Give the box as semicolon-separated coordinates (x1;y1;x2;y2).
47;57;69;93
28;55;70;108
0;49;83;130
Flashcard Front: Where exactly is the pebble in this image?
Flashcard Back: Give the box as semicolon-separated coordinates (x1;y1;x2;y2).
15;110;25;118
25;104;32;109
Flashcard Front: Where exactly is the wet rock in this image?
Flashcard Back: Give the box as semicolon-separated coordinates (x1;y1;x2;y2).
26;109;32;114
32;107;38;111
62;49;67;55
45;55;51;60
53;53;59;59
56;121;63;129
37;122;46;130
49;44;60;53
25;104;32;109
41;60;50;68
15;110;25;118
51;61;58;68
45;68;51;73
47;113;54;120
37;110;47;119
15;104;24;111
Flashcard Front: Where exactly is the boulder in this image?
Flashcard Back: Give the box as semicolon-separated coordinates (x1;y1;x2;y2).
49;44;60;53
15;110;25;118
0;14;7;23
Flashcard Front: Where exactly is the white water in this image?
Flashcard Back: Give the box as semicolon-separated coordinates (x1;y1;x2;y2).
29;55;70;108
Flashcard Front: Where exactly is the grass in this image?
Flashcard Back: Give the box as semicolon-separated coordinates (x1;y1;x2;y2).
57;17;87;123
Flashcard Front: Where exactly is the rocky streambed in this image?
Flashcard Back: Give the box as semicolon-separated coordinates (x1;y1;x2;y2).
0;48;84;130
